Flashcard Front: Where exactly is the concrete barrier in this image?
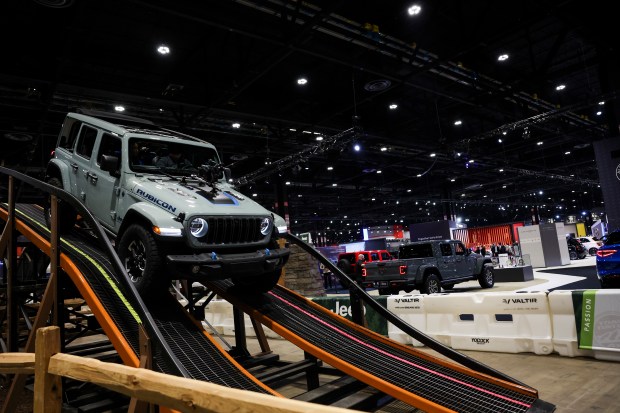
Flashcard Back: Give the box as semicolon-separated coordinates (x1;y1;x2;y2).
548;290;620;361
424;291;553;354
386;294;426;346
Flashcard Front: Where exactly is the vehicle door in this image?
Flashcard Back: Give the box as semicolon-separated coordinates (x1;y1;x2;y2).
73;124;99;202
438;242;455;278
86;132;122;230
54;118;83;193
454;242;476;276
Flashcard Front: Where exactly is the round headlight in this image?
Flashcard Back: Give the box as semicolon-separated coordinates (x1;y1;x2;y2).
189;218;209;238
260;217;272;236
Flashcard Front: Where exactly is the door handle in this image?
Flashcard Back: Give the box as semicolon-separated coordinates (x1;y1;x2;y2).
70;163;78;172
87;172;98;184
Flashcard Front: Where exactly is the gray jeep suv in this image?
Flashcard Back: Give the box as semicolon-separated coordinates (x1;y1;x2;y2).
44;110;289;294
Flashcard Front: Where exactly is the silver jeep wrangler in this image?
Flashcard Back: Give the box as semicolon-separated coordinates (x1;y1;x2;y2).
44;110;289;294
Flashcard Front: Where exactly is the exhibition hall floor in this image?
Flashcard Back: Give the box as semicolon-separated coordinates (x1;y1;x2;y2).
227;256;620;413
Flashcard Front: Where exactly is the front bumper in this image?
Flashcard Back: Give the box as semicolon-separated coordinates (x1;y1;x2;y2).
166;247;290;279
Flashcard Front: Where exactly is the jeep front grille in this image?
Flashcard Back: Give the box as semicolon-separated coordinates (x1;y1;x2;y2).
201;217;265;245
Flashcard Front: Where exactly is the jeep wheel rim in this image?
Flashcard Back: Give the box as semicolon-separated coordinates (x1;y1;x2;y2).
428;279;440;293
125;239;146;282
484;268;493;285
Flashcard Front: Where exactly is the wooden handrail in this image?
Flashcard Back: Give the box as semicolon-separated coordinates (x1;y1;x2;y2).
0;327;362;413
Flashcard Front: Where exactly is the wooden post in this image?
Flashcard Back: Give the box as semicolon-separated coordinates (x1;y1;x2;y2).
33;326;62;413
6;175;18;352
128;325;153;413
50;195;59;326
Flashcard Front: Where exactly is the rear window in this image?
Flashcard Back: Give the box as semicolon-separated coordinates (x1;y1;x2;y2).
399;243;434;259
604;232;620;245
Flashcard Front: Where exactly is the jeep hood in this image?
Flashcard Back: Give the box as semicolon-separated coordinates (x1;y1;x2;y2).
128;177;274;218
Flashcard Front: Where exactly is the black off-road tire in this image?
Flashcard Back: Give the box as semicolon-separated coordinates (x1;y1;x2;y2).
421;273;441;294
337;258;352;274
43;177;77;234
117;224;167;295
569;250;578;260
478;264;495;289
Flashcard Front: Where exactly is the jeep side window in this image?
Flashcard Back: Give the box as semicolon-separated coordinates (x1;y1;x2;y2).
370;252;379;261
76;125;98;159
380;251;391;260
97;133;122;171
455;243;466;255
440;243;452;256
58;119;82;150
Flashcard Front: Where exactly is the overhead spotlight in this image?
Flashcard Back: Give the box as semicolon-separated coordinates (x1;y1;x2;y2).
354;144;361;151
454;120;462;126
555;84;566;91
407;4;421;15
498;138;503;143
430;153;436;157
114;105;125;112
380;146;387;151
297;77;308;85
599;101;605;105
389;103;398;110
316;136;323;141
497;54;509;62
232;122;241;128
596;111;602;116
157;45;170;55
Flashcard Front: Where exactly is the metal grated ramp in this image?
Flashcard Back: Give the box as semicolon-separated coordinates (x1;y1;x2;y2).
210;280;554;413
11;204;273;393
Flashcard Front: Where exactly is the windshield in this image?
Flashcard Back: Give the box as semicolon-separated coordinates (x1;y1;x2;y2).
128;138;221;176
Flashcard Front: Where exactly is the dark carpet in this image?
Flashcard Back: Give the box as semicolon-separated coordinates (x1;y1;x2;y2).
537;265;600;290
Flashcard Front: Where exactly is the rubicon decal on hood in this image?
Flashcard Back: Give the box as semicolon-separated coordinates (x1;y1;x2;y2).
136;188;177;213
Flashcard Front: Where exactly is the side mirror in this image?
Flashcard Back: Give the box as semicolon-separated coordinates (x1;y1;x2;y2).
101;154;120;177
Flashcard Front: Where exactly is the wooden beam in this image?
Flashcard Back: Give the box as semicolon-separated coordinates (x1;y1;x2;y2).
48;353;362;413
34;326;62;413
0;353;35;373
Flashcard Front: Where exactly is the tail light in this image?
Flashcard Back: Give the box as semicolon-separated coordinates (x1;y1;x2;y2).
597;249;617;258
361;268;366;277
399;265;407;275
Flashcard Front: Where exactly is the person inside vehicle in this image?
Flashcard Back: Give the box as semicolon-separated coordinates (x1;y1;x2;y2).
130;142;148;166
156;143;193;169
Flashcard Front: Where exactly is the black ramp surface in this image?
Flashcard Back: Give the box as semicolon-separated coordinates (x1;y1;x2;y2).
11;204;274;393
212;280;554;413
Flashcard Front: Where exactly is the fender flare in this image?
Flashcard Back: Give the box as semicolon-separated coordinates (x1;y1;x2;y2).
46;158;73;190
118;202;184;237
416;264;439;283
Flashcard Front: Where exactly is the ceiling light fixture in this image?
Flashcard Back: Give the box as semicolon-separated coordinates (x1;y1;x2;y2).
407;4;421;15
555;84;566;91
454;120;462;126
389;103;398;110
157;45;170;55
497;53;509;62
315;136;323;141
354;144;361;151
114;105;125;112
297;77;308;85
232;122;240;128
380;146;387;151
